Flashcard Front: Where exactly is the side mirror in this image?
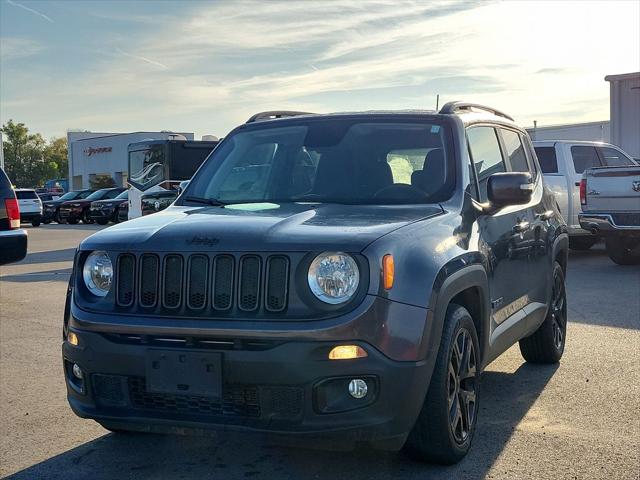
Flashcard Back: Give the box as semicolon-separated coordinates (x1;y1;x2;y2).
0;230;28;266
178;180;190;194
487;172;533;209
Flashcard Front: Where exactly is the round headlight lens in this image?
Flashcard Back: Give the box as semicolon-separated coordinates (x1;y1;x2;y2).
82;251;113;297
308;252;360;304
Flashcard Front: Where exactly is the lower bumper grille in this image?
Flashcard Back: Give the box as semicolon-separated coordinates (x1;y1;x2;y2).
92;374;304;421
611;213;640;227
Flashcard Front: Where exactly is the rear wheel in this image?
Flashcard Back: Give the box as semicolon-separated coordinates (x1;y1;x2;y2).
404;304;480;465
31;218;41;227
519;262;567;363
569;236;597;250
605;236;640;265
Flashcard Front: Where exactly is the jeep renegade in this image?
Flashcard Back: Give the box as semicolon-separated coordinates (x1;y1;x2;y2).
63;103;569;464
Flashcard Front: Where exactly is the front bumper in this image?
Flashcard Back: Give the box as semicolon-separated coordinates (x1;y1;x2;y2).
579;213;640;235
63;295;436;449
89;207;115;221
59;207;83;221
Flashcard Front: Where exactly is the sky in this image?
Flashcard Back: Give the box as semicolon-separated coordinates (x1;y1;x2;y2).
1;0;639;140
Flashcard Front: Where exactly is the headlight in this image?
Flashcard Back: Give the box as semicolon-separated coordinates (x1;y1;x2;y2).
82;251;113;297
308;252;359;304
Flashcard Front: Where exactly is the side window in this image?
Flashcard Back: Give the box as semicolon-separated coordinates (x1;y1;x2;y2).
597;146;635;167
467;126;505;202
500;129;530;173
570;146;601;173
534;147;559;174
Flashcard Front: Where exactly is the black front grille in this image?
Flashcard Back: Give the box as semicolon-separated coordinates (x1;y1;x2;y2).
139;254;159;307
128;377;260;418
115;252;290;316
239;256;261;311
116;255;135;306
611;213;640;226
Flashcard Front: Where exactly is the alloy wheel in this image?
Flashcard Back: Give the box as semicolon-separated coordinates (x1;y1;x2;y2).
447;328;477;445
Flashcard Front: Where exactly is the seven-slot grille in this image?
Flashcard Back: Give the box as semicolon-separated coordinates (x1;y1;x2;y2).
116;253;290;315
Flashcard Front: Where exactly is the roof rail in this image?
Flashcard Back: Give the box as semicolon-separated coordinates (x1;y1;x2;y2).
246;110;315;123
439;101;514;121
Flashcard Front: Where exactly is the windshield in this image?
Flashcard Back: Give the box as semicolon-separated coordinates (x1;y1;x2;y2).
58;191;80;201
115;190;128;200
128;146;166;191
183;118;454;205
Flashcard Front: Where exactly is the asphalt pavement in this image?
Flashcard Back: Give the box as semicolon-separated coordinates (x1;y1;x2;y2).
1;224;638;480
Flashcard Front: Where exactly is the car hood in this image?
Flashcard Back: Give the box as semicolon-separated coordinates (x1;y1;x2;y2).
92;198;126;206
81;202;443;252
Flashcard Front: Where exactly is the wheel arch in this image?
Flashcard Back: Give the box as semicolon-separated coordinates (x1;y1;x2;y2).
426;261;491;369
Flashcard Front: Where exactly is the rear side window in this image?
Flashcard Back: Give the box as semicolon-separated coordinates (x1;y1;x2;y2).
467;126;506;201
534;147;558;173
500;129;529;173
571;146;601;173
15;190;38;199
598;146;635;167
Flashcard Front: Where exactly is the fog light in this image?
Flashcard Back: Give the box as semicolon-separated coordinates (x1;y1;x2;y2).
348;379;368;399
67;331;79;346
72;363;83;380
328;345;368;360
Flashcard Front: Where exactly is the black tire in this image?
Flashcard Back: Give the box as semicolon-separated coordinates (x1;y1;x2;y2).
569;236;597;250
55;212;61;224
605;236;640;265
82;210;93;224
519;262;567;364
31;219;41;227
404;304;480;465
96;219;109;225
43;219;51;225
67;218;79;225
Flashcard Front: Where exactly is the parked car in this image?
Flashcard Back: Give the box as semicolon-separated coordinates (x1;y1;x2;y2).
141;189;178;216
89;190;128;225
579;165;640;264
0;167;27;265
14;188;43;227
59;187;125;224
117;200;129;223
42;190;94;224
37;192;62;202
63;104;569;465
534;140;637;250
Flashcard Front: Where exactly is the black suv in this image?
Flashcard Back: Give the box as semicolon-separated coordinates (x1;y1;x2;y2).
63;104;568;464
43;189;94;224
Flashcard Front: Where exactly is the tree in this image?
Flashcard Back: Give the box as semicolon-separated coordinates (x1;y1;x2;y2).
1;120;68;187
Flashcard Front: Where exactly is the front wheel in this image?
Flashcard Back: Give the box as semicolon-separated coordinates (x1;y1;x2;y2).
96;219;109;225
82;210;93;224
404;304;480;465
605;236;640;265
519;262;567;363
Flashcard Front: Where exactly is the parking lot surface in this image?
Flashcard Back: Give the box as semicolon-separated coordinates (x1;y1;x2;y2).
1;224;638;480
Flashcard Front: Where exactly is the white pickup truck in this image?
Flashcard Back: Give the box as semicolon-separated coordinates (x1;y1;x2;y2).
533;140;638;250
579;165;640;265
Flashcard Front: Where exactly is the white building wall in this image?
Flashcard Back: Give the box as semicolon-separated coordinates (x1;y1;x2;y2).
606;72;640;159
526;121;610;142
67;131;194;189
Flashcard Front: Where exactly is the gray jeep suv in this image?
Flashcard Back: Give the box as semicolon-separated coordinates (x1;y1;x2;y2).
63;103;568;464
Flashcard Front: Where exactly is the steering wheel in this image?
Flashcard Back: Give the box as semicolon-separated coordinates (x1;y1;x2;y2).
373;183;428;201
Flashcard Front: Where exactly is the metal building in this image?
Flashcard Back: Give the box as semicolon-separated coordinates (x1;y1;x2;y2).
606;72;640;159
67;131;194;190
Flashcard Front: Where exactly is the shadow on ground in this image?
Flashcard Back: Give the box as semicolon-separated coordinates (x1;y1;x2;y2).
6;362;557;480
0;268;72;282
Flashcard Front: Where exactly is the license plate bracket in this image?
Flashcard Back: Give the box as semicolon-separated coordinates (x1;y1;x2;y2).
145;349;222;398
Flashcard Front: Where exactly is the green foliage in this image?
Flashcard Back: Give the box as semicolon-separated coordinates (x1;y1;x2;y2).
89;176;116;189
1;119;68;188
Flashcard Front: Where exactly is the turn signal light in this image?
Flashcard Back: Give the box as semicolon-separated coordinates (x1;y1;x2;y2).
328;345;368;360
382;254;394;290
67;331;79;346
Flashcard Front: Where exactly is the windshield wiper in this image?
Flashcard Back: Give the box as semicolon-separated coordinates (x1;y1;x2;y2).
183;196;229;207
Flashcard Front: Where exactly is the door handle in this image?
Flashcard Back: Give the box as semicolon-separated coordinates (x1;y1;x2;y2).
513;221;530;233
536;210;554;221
